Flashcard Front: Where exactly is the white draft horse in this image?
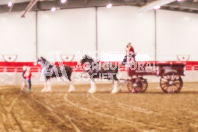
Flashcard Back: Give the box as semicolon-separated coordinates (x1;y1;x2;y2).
35;57;75;92
80;55;120;93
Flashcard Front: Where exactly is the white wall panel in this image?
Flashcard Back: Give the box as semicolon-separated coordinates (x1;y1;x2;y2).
157;10;198;61
38;8;96;60
98;6;155;61
0;12;36;61
0;7;198;62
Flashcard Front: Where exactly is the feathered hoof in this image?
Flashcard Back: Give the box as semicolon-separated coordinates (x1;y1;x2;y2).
111;90;118;94
111;87;119;94
68;89;74;93
68;86;75;93
88;89;96;93
41;88;46;92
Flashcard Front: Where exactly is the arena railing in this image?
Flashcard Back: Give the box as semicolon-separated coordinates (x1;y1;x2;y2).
0;61;198;72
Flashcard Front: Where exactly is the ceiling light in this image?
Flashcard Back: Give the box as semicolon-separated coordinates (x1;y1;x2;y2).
106;3;112;8
61;0;67;4
154;5;161;10
51;7;56;12
8;2;13;7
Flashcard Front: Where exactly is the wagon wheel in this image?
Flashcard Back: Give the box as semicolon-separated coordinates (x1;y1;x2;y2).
160;72;183;93
140;77;148;93
127;78;143;93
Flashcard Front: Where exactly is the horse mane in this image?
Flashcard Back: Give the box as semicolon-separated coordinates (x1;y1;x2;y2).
85;55;94;61
40;56;46;61
40;56;51;65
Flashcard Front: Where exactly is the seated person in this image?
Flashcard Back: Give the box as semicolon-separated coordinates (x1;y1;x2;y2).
122;43;135;65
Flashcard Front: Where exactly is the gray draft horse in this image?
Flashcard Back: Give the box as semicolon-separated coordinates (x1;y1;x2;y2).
35;57;75;92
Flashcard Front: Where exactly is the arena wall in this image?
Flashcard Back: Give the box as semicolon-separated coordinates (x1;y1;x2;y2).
157;10;198;61
0;6;198;85
97;6;155;60
37;8;96;57
0;6;197;61
0;12;36;61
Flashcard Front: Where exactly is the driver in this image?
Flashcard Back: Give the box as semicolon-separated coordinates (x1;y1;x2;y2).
126;43;134;55
122;43;135;65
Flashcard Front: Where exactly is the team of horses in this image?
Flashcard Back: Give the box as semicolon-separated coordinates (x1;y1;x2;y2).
35;55;121;93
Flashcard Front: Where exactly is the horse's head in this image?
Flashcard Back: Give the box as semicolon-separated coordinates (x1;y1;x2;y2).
80;55;94;65
35;57;46;65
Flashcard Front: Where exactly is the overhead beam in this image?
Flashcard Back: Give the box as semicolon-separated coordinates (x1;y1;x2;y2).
21;0;38;18
166;1;198;10
138;0;176;12
0;0;31;5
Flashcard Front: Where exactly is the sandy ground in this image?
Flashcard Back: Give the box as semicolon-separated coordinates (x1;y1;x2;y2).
0;82;197;132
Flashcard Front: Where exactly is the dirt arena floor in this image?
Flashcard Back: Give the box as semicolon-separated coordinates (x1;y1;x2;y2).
0;82;197;132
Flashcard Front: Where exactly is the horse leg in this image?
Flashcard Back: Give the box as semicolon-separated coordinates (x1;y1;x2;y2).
111;74;119;94
46;79;52;92
61;67;75;93
68;71;75;93
111;81;119;94
88;79;96;93
41;81;47;92
68;81;75;93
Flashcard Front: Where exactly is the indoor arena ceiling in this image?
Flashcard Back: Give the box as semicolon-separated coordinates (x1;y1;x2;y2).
0;0;198;14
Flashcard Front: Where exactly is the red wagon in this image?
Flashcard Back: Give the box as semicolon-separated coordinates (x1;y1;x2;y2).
125;61;185;93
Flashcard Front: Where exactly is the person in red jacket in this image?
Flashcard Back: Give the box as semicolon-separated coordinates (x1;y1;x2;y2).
24;67;32;93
